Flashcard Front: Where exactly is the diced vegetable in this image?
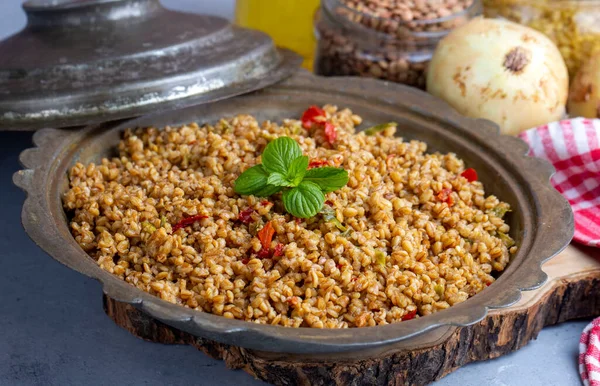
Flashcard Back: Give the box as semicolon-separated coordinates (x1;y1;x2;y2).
375;250;387;266
460;168;478;182
249;220;262;236
308;159;329;169
239;207;255;224
273;243;284;257
256;249;272;259
340;228;353;238
490;206;511;218
498;232;515;247
254;224;283;260
324;122;337;145
142;221;157;234
257;221;275;250
401;309;417;321
172;215;208;232
321;206;347;232
436;188;454;206
301;106;326;129
363;122;397;136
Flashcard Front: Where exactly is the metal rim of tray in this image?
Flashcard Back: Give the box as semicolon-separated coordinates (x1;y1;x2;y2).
13;71;574;354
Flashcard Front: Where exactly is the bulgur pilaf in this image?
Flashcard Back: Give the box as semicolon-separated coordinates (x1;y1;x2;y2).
63;105;517;328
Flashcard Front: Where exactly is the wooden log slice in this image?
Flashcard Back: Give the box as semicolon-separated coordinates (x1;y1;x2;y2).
104;244;600;386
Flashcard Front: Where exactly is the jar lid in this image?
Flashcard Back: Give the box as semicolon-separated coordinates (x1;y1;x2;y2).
0;0;302;130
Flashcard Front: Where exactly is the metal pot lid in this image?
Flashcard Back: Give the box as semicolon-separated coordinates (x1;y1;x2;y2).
0;0;302;131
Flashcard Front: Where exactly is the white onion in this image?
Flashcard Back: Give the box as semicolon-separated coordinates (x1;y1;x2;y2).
427;18;569;136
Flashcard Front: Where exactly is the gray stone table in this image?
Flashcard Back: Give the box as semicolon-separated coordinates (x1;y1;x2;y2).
0;1;590;385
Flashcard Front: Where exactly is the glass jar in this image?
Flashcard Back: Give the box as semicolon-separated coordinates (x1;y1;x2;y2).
483;0;600;78
235;0;320;71
314;0;483;89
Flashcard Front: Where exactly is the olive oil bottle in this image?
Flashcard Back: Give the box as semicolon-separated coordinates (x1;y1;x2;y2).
234;0;321;71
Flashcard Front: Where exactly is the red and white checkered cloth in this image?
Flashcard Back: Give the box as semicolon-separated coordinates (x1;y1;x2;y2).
517;118;600;385
580;319;600;386
517;118;600;248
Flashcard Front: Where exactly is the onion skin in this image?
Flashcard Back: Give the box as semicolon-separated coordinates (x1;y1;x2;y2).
568;54;600;118
427;18;569;136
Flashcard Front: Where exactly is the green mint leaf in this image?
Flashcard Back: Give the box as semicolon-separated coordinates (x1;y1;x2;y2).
261;137;302;174
304;167;349;193
234;165;280;196
363;122;398;136
267;172;294;187
254;184;282;197
287;155;309;186
282;181;325;218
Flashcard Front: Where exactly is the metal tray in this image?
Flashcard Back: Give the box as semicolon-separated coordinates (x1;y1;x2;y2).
13;71;574;354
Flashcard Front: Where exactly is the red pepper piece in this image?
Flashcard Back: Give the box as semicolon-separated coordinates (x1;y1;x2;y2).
301;106;326;129
241;258;249;265
238;208;255;224
325;200;334;207
273;243;284;257
324;122;337;145
260;200;271;206
308;159;329;169
436;188;454;206
295;218;302;225
257;221;275;250
461;168;478;182
336;263;343;270
256;249;271;259
401;309;417;321
172;215;208;232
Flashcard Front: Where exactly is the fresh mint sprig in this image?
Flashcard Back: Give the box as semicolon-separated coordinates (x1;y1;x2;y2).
234;137;348;218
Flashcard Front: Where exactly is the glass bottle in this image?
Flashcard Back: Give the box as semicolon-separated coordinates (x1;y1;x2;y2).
234;0;320;71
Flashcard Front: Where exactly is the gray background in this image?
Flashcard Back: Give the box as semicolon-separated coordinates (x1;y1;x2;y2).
0;1;589;385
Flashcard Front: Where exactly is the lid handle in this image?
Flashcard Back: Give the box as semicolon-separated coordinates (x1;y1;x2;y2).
23;0;161;27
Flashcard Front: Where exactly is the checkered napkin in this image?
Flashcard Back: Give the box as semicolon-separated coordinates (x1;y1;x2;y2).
580;319;600;386
517;118;600;248
517;118;600;386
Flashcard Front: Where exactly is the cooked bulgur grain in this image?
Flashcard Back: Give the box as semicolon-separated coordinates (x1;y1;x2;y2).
63;105;516;328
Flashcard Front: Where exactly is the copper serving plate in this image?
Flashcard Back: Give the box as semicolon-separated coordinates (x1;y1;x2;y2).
13;71;573;354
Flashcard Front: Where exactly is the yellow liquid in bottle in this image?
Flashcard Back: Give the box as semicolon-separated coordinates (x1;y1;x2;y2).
234;0;320;71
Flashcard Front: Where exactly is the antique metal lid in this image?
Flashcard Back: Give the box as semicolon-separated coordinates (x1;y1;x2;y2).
0;0;302;130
